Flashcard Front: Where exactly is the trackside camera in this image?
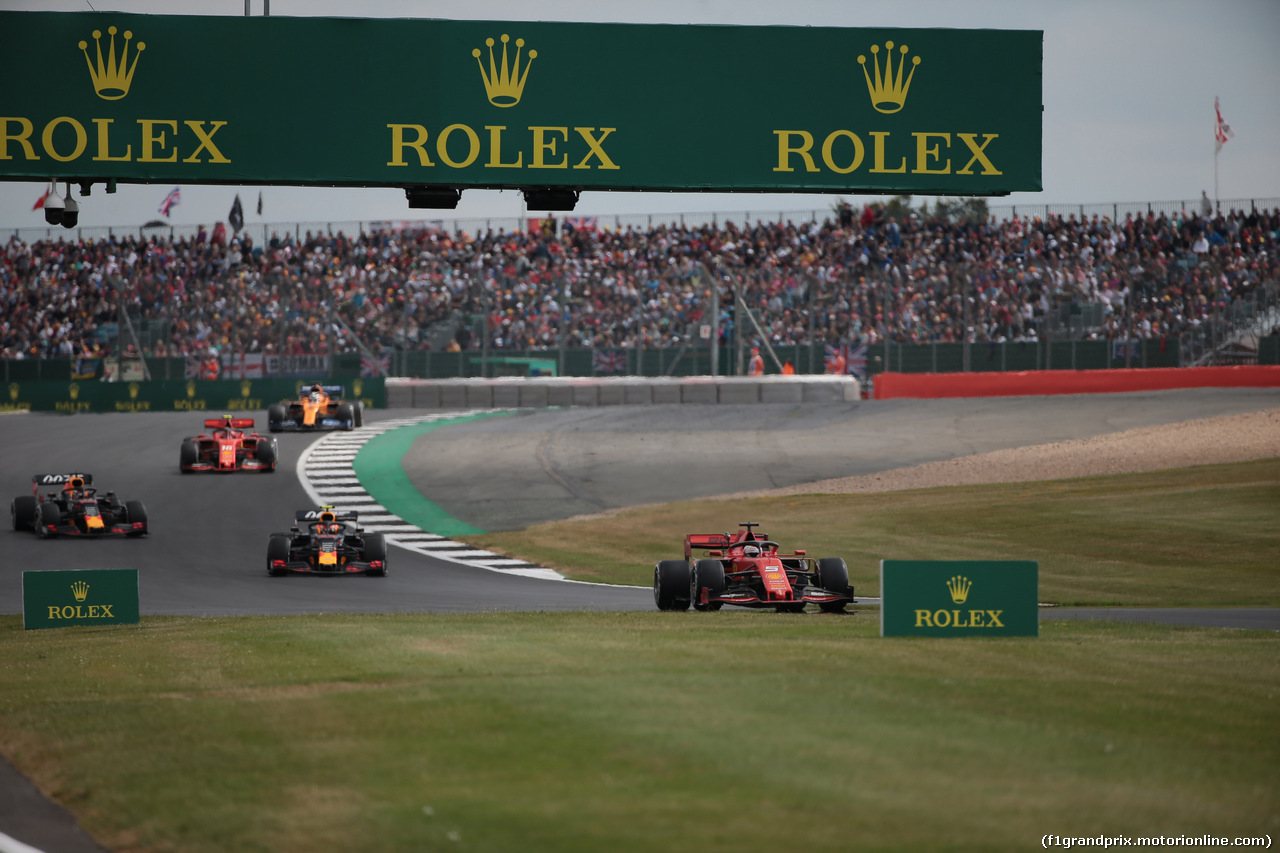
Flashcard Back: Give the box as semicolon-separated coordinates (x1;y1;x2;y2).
43;191;64;225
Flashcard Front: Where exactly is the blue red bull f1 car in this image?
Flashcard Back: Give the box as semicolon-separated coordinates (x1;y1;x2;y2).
11;473;148;538
267;507;387;576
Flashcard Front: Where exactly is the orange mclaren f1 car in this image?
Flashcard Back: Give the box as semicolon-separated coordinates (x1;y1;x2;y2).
267;384;363;432
654;522;853;613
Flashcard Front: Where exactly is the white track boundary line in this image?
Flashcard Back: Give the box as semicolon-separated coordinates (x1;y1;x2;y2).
295;412;569;581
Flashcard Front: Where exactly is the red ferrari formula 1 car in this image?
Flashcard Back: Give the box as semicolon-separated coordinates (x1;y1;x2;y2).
654;522;853;613
266;507;387;576
267;384;363;432
180;416;279;473
11;473;148;538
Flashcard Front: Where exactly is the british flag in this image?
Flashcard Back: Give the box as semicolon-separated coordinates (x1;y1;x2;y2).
158;187;181;218
824;343;868;378
563;216;599;232
847;342;867;377
592;348;627;374
360;353;390;377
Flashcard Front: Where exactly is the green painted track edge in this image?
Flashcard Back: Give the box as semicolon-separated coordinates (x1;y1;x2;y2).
353;411;514;537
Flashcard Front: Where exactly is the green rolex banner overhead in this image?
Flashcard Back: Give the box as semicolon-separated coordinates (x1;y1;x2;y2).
0;12;1042;196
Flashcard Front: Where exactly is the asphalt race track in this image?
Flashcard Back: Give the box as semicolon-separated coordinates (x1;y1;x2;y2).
0;410;651;618
2;387;1278;619
402;388;1280;531
2;388;1279;853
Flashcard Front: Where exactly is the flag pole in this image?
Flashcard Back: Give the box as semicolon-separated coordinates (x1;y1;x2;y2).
1214;147;1218;212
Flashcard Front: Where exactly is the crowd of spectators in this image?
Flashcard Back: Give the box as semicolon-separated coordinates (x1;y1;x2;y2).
3;201;1277;365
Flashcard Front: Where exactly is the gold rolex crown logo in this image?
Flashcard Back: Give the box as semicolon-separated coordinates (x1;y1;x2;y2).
186;380;196;397
240;380;252;396
473;34;536;108
857;40;920;114
69;382;80;400
8;383;17;401
946;575;972;604
129;381;140;399
71;580;90;602
79;26;145;101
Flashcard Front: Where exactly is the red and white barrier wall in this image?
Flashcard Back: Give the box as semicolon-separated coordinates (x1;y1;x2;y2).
873;365;1280;400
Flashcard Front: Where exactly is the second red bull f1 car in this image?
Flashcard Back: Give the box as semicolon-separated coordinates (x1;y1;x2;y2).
266;507;388;576
11;473;148;538
654;522;853;613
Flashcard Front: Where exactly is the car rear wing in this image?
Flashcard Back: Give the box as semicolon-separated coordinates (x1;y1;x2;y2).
295;509;359;523
31;473;93;494
685;533;731;560
296;384;344;398
204;417;255;429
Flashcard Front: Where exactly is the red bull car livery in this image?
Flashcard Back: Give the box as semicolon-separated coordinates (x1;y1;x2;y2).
11;473;148;538
267;384;364;432
180;416;279;473
654;522;853;613
267;507;388;576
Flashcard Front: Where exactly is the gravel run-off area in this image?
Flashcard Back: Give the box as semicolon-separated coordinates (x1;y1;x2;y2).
736;407;1280;498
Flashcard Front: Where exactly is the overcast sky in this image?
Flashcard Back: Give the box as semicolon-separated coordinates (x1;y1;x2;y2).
2;0;1277;231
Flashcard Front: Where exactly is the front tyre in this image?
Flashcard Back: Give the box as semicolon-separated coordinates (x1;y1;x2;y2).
363;533;388;577
179;440;198;471
654;560;691;611
692;559;726;612
12;496;37;531
267;534;291;576
267;403;286;432
336;402;356;430
124;500;148;536
256;437;279;471
36;502;60;538
818;557;850;613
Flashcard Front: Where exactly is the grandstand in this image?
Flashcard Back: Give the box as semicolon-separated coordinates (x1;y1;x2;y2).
3;197;1277;381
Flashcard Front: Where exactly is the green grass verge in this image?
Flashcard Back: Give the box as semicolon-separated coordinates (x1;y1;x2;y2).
463;459;1280;606
2;613;1276;852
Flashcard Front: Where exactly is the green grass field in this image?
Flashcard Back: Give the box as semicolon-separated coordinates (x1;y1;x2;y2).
1;461;1276;852
465;459;1280;606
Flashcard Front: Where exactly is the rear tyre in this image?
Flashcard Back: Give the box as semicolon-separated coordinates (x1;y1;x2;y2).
124;500;148;536
692;559;726;612
653;560;691;611
336;402;356;430
256;438;278;471
363;532;388;576
818;557;850;613
267;403;286;432
179;440;198;471
353;401;365;428
37;502;60;538
12;496;37;531
267;534;291;576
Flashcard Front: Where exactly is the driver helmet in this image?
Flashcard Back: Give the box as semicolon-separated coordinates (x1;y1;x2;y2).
743;545;760;557
309;385;322;402
64;476;86;497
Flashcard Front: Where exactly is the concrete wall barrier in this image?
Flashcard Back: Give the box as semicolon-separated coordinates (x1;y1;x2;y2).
385;376;861;409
